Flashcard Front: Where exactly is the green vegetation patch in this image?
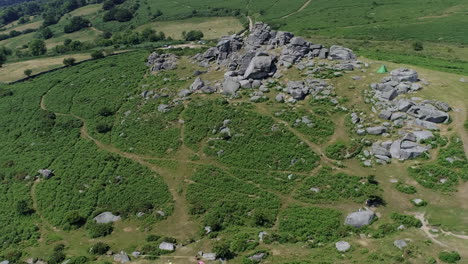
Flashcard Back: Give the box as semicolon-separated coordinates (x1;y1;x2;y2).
279;206;347;243
183;100;320;171
296;167;380;203
274;107;335;144
186;166;280;231
325;141;362;160
408;136;468;192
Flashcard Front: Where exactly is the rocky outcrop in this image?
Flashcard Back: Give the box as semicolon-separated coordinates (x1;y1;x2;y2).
243;52;276;79
113;252;130;263
146;52;177;72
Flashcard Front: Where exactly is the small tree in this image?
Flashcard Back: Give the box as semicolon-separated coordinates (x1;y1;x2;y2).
91;50;105;59
89;242;110;255
63;57;76;66
29;39;47;56
16;200;33;215
24;69;32;77
213;241;234;259
39;27;54;39
413;41;424;51
184;30;204;41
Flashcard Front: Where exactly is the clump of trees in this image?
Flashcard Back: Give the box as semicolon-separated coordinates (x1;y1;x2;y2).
29;39;47;56
64;16;90;33
0;46;12;67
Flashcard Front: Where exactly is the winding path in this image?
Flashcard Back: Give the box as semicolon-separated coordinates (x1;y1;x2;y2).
281;0;312;19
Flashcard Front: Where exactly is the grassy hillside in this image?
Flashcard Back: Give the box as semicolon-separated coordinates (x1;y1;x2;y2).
0;47;467;263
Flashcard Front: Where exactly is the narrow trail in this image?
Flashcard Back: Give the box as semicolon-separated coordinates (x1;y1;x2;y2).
414;213;468;248
248;16;254;31
281;0;312;19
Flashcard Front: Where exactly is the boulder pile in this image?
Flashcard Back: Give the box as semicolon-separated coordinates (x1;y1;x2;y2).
146;52;178;72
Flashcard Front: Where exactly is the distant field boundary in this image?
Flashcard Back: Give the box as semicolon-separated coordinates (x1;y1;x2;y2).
7;50;136;85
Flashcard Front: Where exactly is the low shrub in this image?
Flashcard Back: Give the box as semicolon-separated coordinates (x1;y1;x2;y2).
439;251;461;263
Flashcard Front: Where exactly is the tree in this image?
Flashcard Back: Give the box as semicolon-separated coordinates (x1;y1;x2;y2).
39;27;54;39
16;200;33;215
102;0;115;10
91;50;105;59
213;241;234;259
413;41;424;51
64;211;86;228
64;16;91;33
24;69;32;77
63;57;76;66
184;30;204;41
29;39;47;56
113;8;133;22
0;46;9;67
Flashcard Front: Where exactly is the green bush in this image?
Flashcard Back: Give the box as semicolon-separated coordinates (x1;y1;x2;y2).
184;30;204;41
86;222;113;238
68;256;89;264
391;213;422;228
89;242;110;255
395;183;417;194
96;123;112;133
439;251;461;263
325;141;362;160
63;57;76;66
146;234;161;242
91;51;105;59
413;41;424;51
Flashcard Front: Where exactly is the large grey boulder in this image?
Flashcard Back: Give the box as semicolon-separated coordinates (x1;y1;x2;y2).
335;241;351;252
202;253;216;261
390;68;418;82
407;105;449;123
366;126;387;135
413;119;439;130
380;89;398;101
244;52;276;79
113;252;130;263
390;140;402;159
222;78;241;95
0;261;10;264
159;242;175;251
216;35;243;60
94;212;121;224
345;209;375;228
329;45;356;60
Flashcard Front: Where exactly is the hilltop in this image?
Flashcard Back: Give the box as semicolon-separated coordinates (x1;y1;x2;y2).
0;19;468;263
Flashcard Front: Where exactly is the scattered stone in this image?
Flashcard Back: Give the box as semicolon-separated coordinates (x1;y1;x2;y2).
158;104;170;113
38;169;53;179
335;241;351;252
159;242;175;251
249;253;266;262
394;240;408;250
366;126;387;135
113;251;130;263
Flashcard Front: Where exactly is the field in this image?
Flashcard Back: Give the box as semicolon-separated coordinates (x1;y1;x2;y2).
0;53;91;83
136;17;244;40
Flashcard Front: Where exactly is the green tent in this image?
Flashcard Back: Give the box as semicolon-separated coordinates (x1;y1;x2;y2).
376;65;388;73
